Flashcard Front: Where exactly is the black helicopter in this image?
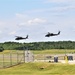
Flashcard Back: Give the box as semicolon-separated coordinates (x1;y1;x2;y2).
15;35;28;40
45;31;60;37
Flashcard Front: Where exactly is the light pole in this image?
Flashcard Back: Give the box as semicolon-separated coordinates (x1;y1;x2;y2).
15;35;28;63
22;43;25;63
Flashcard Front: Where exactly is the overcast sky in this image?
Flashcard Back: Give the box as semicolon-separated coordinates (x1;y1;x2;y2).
0;0;75;42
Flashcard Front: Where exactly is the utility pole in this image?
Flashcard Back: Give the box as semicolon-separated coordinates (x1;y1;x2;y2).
15;35;28;63
3;52;4;68
10;50;12;66
23;43;25;63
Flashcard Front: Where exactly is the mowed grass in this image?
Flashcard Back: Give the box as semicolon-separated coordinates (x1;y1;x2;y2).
0;63;75;75
0;50;75;75
1;49;75;54
0;50;23;54
32;49;75;54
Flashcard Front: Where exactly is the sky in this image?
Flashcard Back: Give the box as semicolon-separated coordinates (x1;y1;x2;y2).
0;0;75;43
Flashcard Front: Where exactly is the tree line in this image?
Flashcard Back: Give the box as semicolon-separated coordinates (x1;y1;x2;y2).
0;41;75;51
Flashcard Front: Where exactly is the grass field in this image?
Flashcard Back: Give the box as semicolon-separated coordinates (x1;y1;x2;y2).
0;62;75;75
0;49;75;75
0;49;75;67
1;49;75;54
32;49;75;54
0;50;24;68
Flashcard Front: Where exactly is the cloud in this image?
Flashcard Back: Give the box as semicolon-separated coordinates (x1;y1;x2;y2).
19;18;47;26
0;31;2;34
27;18;47;25
46;0;75;3
0;1;75;42
0;21;6;26
16;13;24;18
15;13;28;19
9;31;16;35
52;6;75;12
24;5;75;16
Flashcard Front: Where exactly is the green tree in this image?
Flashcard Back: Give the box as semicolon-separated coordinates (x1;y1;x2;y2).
0;46;4;52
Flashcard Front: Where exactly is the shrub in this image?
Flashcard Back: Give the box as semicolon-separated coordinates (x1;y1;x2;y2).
0;46;4;52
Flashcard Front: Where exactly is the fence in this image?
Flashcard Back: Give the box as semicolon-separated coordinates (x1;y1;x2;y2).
33;54;75;62
0;50;34;69
0;50;75;68
0;50;25;68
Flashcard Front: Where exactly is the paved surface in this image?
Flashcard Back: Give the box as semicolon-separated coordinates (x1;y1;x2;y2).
34;59;75;64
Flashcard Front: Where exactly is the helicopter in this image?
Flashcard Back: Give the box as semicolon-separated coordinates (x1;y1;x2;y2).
15;35;28;40
45;31;60;37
